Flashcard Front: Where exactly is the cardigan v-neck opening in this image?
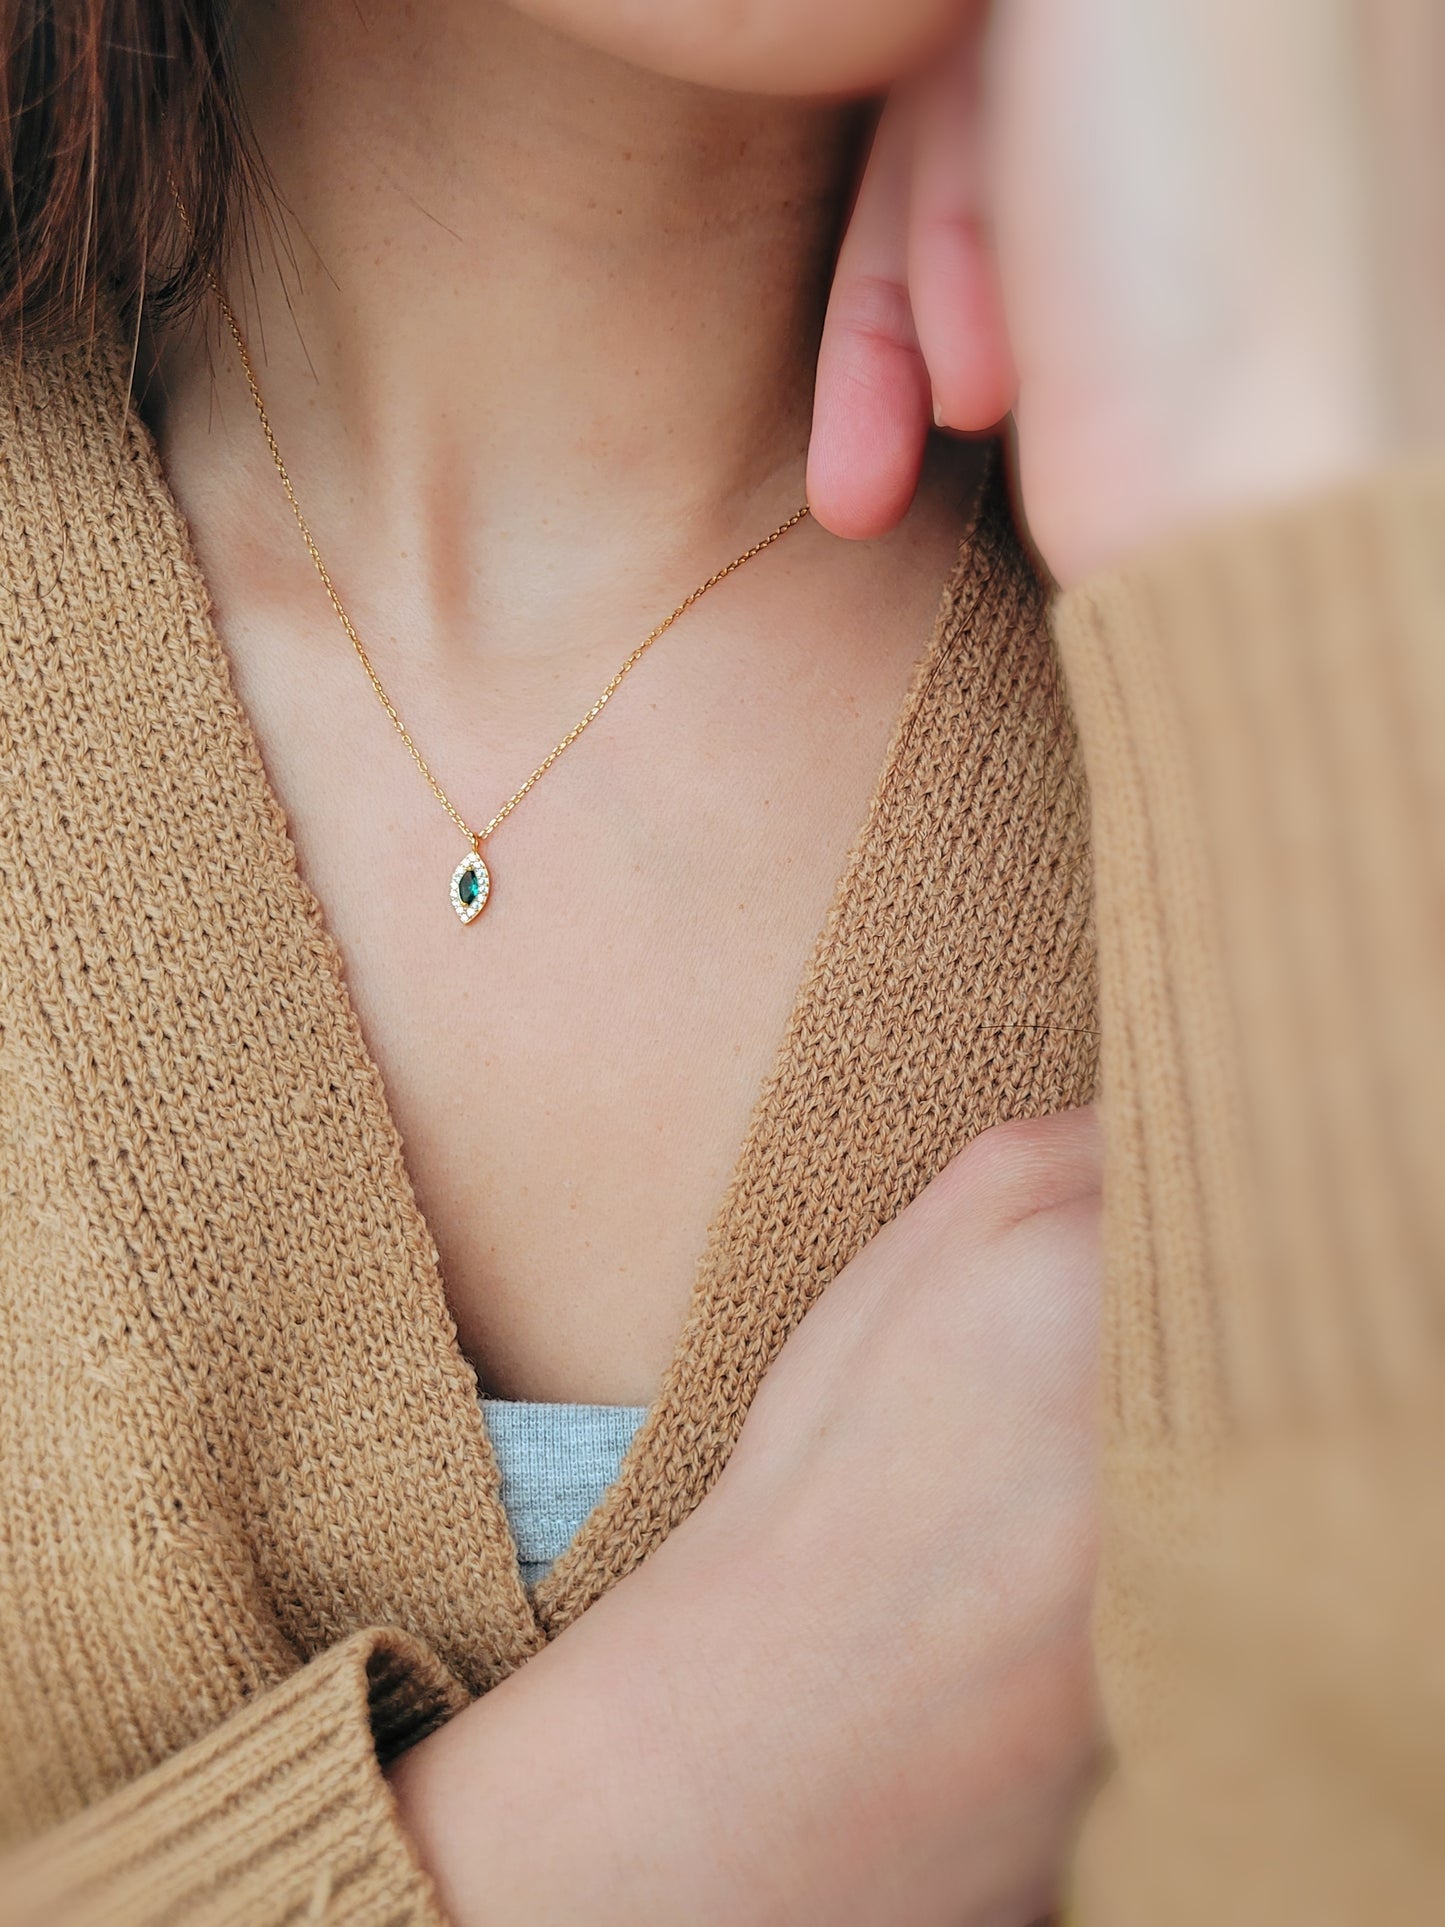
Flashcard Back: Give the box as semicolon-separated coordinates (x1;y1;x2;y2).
76;327;999;1655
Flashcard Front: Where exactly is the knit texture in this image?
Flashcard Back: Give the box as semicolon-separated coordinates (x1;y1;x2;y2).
4;1629;468;1924
1053;464;1445;1925
0;327;1096;1918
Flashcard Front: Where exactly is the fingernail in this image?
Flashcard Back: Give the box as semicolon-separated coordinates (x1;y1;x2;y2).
932;396;947;430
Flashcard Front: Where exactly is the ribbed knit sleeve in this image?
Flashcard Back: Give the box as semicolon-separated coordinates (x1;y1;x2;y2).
1051;462;1445;1923
3;1629;468;1927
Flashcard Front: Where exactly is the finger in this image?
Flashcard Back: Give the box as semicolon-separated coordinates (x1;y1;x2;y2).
939;1105;1104;1237
807;92;932;541
909;30;1017;432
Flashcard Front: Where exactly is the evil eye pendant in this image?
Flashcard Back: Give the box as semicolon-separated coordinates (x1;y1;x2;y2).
450;847;492;925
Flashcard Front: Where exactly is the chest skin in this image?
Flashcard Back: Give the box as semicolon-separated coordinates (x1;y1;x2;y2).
187;455;986;1404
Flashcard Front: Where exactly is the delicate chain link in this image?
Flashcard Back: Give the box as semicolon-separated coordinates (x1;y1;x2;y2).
211;286;809;850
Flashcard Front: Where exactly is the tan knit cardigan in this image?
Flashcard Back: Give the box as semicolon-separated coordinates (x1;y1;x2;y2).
0;329;1440;1925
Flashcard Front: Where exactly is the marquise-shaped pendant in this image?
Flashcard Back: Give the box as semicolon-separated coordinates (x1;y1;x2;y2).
450;847;492;925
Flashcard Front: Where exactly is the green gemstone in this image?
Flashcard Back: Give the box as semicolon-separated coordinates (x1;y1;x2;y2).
459;865;481;908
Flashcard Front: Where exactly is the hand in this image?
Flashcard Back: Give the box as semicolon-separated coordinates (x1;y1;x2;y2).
809;0;1439;586
390;1107;1102;1926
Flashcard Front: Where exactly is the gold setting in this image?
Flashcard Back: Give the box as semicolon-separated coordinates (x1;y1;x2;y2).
449;847;492;925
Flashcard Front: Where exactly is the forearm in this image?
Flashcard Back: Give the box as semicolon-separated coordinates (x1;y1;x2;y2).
387;1524;770;1927
390;1515;886;1927
388;1495;1089;1927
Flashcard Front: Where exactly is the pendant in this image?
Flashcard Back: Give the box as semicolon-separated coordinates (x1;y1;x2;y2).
450;845;492;925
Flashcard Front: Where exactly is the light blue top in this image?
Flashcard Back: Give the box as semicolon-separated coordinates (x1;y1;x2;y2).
482;1397;648;1590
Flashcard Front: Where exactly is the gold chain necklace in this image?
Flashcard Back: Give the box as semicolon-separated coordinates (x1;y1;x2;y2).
212;287;809;925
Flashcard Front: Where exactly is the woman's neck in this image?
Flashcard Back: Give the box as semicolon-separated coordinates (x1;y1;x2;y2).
148;1;858;657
